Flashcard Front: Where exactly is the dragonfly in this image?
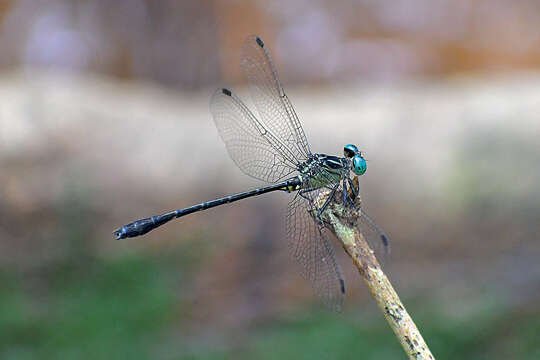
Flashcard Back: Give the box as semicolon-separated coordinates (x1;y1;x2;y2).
114;35;389;311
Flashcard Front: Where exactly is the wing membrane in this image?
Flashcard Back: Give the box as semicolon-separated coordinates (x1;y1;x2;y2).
241;36;311;162
210;88;300;183
356;210;391;264
286;193;345;312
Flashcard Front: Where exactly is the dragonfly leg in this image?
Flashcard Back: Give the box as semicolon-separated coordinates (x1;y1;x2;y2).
298;186;319;201
346;176;359;202
316;184;339;218
298;187;321;217
342;178;348;205
297;180;336;201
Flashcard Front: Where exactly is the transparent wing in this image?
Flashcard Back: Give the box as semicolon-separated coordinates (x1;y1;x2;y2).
241;36;311;161
210;88;300;183
348;176;391;263
286;192;346;312
356;210;391;264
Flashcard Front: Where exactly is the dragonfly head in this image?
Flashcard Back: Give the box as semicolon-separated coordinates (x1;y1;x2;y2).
344;144;367;176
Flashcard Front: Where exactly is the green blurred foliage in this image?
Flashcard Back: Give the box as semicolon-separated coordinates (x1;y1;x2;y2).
0;254;185;359
2;247;539;359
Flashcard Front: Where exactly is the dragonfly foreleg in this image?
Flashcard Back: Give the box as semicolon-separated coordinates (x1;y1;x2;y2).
346;176;359;202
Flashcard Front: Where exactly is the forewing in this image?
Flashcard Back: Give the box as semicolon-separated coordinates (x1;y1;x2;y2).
241;36;311;161
210;88;299;183
286;194;346;312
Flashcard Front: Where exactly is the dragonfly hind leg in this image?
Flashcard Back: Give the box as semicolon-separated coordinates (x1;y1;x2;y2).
345;176;359;204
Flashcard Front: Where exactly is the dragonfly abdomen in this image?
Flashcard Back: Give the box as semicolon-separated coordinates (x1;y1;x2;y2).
114;177;302;240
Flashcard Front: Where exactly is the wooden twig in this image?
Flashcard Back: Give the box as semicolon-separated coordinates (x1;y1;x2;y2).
316;180;435;360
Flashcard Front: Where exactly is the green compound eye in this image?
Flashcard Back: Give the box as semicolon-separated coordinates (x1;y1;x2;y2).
353;154;367;175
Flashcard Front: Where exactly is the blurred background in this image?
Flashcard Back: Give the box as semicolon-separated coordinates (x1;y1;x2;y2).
1;0;539;359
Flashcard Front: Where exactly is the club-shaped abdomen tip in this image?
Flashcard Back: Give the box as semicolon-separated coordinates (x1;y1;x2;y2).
256;37;264;47
222;88;232;96
114;227;125;240
340;279;346;294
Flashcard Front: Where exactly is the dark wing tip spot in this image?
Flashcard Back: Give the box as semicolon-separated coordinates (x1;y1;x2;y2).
222;88;232;96
256;37;264;48
340;279;346;294
381;234;389;247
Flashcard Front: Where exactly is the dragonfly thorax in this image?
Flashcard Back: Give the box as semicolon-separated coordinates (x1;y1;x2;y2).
297;154;351;187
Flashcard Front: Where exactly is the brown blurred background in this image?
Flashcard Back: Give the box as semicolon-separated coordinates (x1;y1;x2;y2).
1;1;539;359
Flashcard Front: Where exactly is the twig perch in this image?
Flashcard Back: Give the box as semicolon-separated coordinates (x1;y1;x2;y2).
316;179;435;360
